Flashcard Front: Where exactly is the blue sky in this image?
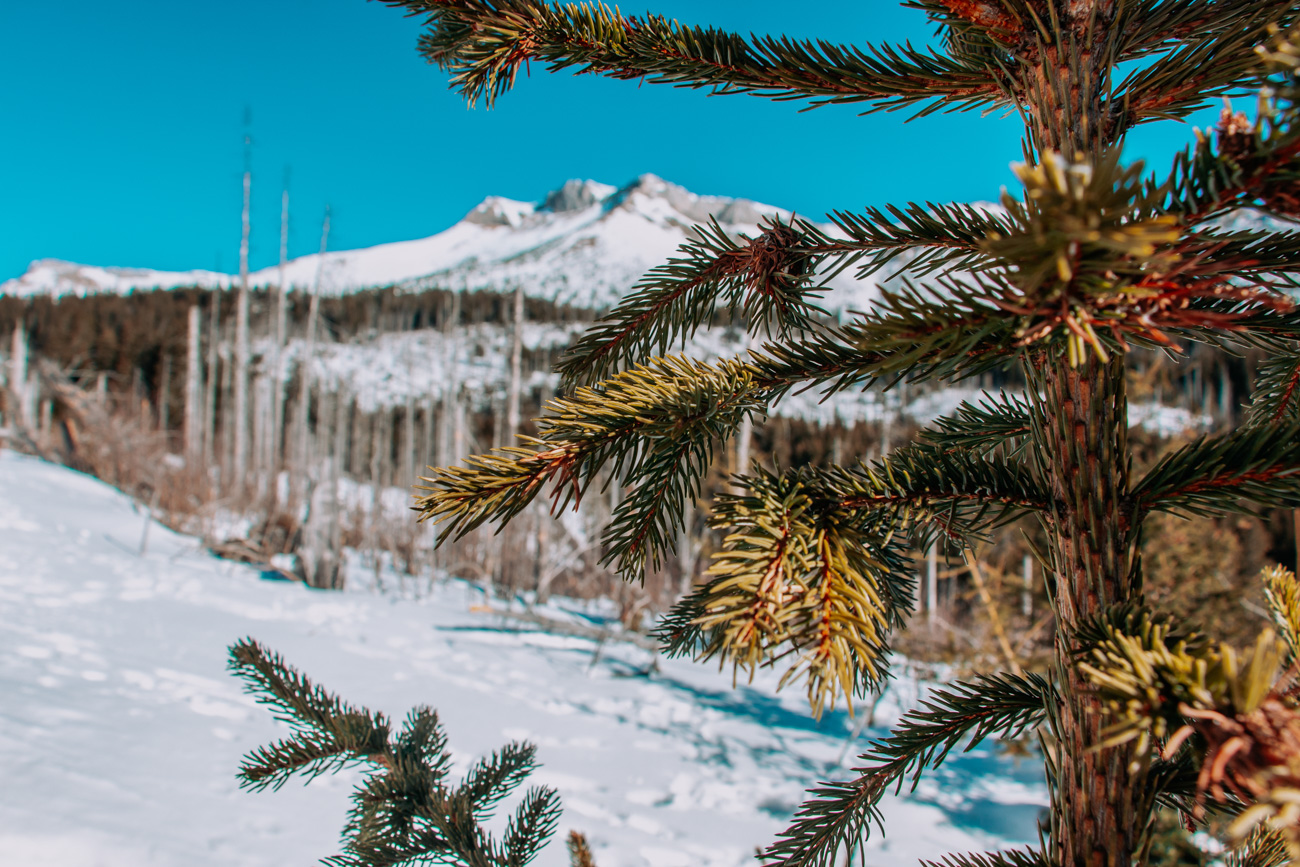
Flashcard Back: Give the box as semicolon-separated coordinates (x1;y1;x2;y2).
1;1;1230;282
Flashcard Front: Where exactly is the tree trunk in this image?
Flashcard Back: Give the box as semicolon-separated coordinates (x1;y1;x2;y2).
295;210;330;505
328;390;348;590
271;184;290;499
186;305;202;461
440;290;462;469
403;395;416;488
925;543;937;626
1015;7;1142;859
158;354;172;438
234;162;252;492
204;294;220;477
9;324;30;431
506;283;525;445
1028;353;1150;867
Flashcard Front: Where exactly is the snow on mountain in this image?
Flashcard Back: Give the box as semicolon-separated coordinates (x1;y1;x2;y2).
0;451;1046;867
0;175;880;313
3;259;234;297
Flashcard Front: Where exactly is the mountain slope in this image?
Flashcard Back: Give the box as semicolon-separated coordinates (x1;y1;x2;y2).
0;175;878;313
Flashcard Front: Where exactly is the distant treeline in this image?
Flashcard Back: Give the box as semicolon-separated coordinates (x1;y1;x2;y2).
0;283;1266;434
0;285;594;400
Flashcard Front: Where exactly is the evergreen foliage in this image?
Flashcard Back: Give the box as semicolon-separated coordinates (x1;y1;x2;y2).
229;639;562;867
238;1;1300;865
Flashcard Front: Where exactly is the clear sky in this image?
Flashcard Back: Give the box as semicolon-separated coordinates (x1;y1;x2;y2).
1;1;1231;283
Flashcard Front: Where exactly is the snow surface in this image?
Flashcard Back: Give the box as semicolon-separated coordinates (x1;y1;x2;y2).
0;452;1047;866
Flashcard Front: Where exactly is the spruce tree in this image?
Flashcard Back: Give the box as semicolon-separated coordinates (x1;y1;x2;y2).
234;2;1300;865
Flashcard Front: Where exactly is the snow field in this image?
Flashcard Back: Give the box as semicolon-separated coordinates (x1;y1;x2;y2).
0;452;1045;866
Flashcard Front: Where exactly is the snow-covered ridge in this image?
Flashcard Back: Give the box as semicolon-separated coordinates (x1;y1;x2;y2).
2;175;862;312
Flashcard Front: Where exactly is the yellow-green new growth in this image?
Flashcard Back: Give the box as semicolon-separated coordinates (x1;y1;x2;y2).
1263;565;1300;663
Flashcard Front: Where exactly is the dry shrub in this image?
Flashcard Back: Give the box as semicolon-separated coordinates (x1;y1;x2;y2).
1143;511;1272;648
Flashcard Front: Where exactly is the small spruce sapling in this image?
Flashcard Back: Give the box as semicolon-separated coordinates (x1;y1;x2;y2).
233;2;1300;866
228;639;562;867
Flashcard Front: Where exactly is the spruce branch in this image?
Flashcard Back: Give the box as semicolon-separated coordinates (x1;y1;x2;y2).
760;672;1052;867
558;204;1009;387
566;832;597;867
457;743;542;819
1224;827;1294;867
820;442;1048;545
416;356;765;578
1171;301;1300;356
1263;565;1300;664
381;0;1009;113
229;642;561;867
658;447;1040;714
1155;102;1300;224
228;639;391;791
1116;15;1278;127
1131;423;1300;519
1246;347;1300;426
1113;0;1294;63
395;706;452;777
502;788;565;867
1186;228;1300;283
1080;608;1300;851
920;850;1050;867
919;393;1033;456
825;200;1011;279
557;217;826;387
751;278;1020;398
674;467;912;717
910;0;1024;42
978;150;1292;360
1150;749;1205;815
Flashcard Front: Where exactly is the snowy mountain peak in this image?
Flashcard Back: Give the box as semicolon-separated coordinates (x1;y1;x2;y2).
3;258;231;298
0;175;860;311
463;195;536;228
540;179;618;213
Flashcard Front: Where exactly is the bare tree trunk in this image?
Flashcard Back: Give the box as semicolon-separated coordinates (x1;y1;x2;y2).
255;373;273;500
158;354;172;440
38;398;52;444
9;324;30;432
219;334;234;488
422;398;435;475
233;152;252;493
295;210;330;504
732;333;752;492
439;291;462;468
925;543;937;625
878;385;893;458
350;400;364;483
403;394;416;488
506;283;525;444
186;305;202;461
370;409;388;585
327;390;347;590
733;415;752;483
271;180;290;500
453;389;466;466
678;496;694;598
204;294;220;481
